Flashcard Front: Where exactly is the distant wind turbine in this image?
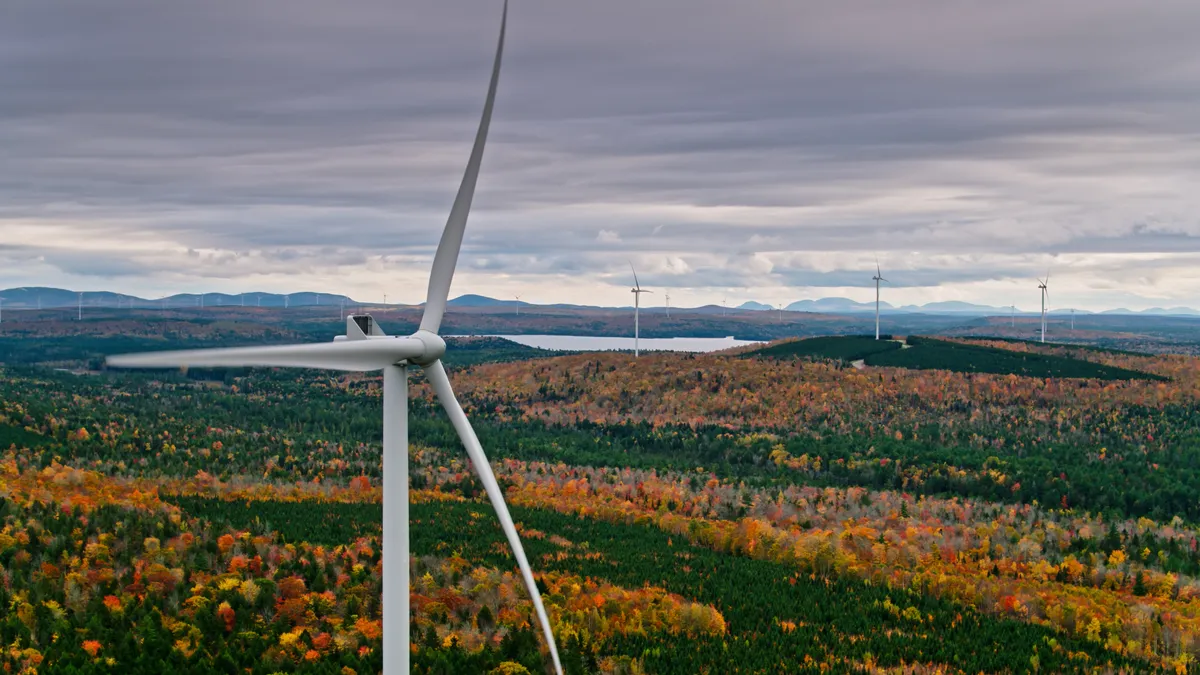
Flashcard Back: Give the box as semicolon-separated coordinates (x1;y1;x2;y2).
630;263;652;358
106;6;563;675
77;292;83;321
872;261;888;340
1011;304;1016;328
1038;274;1050;343
722;297;727;317
514;294;521;316
665;293;670;318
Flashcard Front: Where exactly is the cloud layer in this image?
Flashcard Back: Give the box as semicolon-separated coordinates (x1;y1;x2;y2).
2;0;1199;311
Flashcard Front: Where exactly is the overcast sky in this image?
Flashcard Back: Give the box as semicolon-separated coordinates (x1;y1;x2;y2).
2;0;1199;311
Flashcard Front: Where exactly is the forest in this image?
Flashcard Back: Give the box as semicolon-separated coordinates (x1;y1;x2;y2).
748;335;1165;381
2;331;1200;672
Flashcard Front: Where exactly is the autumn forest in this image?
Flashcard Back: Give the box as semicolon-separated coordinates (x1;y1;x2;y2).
3;325;1200;673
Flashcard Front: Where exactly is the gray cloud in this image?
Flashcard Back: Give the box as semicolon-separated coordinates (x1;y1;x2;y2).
2;0;1200;309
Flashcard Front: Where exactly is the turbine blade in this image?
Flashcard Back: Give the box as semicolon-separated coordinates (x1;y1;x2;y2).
419;1;508;335
423;360;563;675
629;261;641;291
107;338;428;372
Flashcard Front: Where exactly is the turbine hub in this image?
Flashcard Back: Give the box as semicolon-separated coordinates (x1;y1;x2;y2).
409;330;447;366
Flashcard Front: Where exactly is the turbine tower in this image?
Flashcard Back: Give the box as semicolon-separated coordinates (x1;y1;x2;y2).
106;6;563;675
1038;274;1050;343
629;263;652;357
665;293;670;318
872;262;888;340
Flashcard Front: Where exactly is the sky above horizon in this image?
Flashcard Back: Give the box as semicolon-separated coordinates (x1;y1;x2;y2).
2;1;1199;313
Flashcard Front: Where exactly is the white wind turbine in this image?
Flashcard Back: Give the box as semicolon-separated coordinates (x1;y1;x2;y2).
514;293;521;316
1038;273;1050;343
629;263;652;357
665;292;670;318
872;261;888;340
107;6;563;675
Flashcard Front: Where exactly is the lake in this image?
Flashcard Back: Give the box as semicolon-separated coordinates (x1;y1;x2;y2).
482;334;764;353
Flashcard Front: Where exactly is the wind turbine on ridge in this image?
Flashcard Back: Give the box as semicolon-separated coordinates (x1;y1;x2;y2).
872;261;888;340
106;5;563;675
629;263;652;357
1038;273;1050;343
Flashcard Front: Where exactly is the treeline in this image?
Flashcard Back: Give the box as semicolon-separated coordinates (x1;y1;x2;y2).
865;336;1164;380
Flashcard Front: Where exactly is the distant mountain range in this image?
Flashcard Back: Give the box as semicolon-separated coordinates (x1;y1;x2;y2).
0;286;353;309
2;287;1199;318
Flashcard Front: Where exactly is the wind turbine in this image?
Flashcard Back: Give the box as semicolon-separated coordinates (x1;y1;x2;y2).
872;262;888;340
1011;304;1016;328
665;293;670;318
514;294;521;316
1038;274;1050;343
722;297;727;317
629;263;652;357
77;292;83;321
106;6;563;675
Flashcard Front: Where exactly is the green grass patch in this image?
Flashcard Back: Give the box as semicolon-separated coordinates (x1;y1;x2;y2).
866;336;1165;380
745;335;901;362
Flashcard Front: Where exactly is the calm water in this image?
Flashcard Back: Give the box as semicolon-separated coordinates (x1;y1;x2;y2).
486;334;763;353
